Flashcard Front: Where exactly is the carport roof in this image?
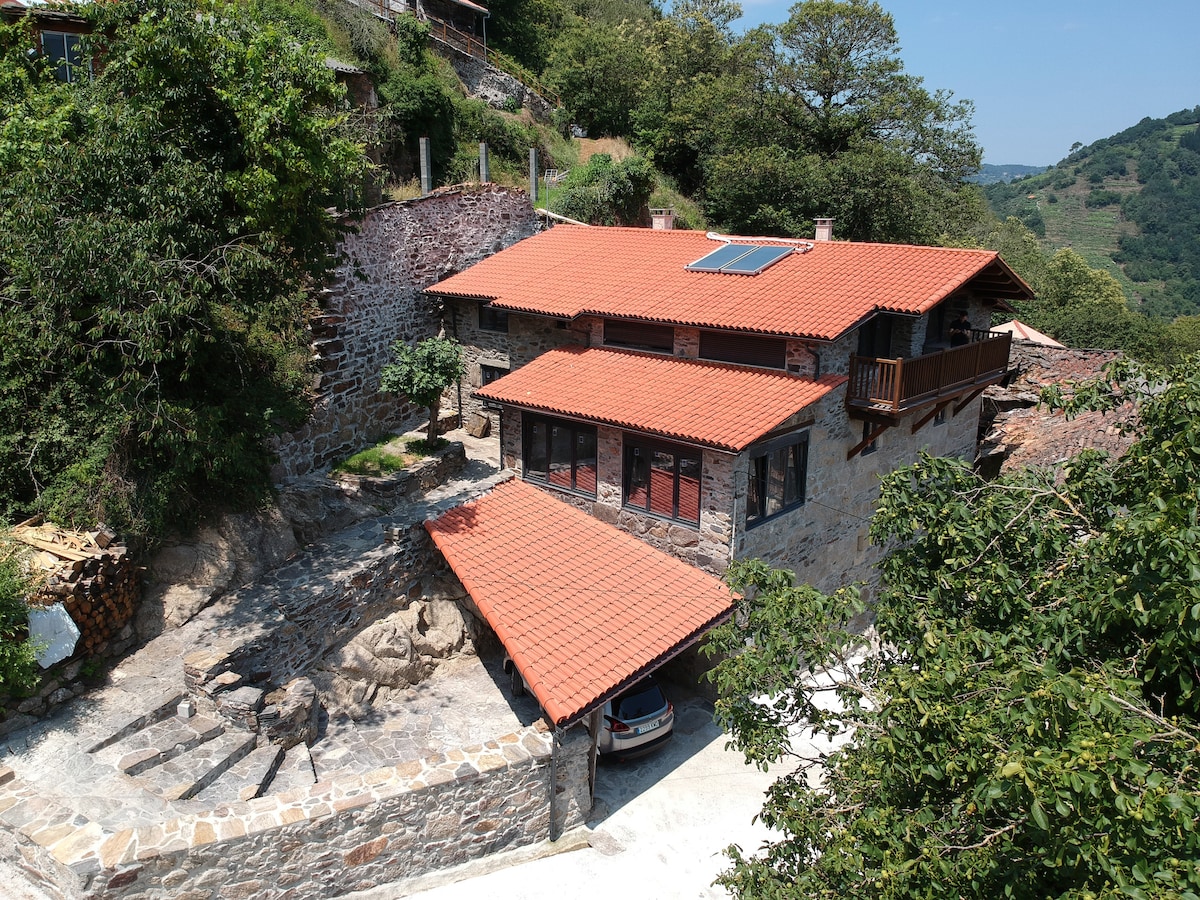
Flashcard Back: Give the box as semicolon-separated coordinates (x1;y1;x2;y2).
425;478;735;726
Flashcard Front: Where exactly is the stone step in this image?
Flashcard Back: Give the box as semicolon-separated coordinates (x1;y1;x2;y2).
134;729;258;802
95;714;225;775
83;688;188;754
264;742;316;797
197;744;284;804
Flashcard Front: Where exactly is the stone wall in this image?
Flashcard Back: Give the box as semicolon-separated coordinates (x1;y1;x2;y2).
272;186;540;482
432;38;555;121
736;388;981;597
0;722;591;899
445;297;586;431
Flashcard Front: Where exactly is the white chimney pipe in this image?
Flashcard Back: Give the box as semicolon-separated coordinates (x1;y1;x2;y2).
814;218;834;241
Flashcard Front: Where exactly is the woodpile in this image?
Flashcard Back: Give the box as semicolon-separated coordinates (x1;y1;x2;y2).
10;517;140;659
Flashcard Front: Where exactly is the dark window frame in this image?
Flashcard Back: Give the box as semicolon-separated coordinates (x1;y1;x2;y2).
746;431;809;528
39;30;84;83
479;364;507;410
522;414;597;497
478;303;509;333
622;436;702;525
860;421;878;455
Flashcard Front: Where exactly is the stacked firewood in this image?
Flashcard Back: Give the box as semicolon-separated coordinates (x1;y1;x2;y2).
11;518;140;657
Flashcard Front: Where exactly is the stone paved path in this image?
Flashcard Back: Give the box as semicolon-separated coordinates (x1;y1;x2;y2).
0;430;534;841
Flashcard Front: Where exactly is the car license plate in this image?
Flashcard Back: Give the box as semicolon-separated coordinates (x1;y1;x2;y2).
636;719;660;735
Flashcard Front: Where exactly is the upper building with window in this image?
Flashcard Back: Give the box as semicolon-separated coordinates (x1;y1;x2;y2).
429;223;1032;593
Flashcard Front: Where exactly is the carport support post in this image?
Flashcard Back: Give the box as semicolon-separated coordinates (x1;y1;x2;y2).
549;726;562;841
587;708;601;805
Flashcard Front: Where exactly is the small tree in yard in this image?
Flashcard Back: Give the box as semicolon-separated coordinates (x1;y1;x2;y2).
379;337;465;448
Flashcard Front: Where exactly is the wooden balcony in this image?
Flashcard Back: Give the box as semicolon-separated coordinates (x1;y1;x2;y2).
846;330;1013;420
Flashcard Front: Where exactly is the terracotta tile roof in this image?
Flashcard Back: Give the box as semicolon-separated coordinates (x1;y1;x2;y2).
476;346;844;452
425;479;734;725
430;225;1031;340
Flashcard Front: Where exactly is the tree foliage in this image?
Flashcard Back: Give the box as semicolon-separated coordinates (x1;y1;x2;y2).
697;0;984;242
0;0;368;539
550;153;655;225
379;337;465;447
0;539;40;695
707;354;1200;898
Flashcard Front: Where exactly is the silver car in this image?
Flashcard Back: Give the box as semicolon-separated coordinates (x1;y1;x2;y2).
596;676;674;760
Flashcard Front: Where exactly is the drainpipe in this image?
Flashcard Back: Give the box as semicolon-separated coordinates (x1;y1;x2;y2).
549;725;562;841
450;305;463;427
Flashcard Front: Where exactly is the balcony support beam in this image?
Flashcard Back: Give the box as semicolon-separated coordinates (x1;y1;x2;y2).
953;387;987;416
910;399;953;435
847;422;893;460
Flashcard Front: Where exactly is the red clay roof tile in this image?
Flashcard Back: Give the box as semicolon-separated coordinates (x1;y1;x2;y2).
425;479;734;725
431;226;1029;340
477;346;843;451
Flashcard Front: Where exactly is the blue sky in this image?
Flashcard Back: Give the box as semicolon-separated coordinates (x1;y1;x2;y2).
733;0;1200;165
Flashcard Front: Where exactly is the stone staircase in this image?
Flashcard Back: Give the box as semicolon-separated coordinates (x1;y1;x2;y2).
84;699;314;806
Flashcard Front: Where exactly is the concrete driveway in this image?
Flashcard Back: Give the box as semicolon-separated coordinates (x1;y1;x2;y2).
351;687;784;900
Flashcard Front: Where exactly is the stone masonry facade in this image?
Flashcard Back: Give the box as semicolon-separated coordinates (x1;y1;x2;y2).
473;295;996;591
272;186;540;482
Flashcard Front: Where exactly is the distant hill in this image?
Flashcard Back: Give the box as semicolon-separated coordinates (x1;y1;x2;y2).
983;106;1200;319
970;164;1048;185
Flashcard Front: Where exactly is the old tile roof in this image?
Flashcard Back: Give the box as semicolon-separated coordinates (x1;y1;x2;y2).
476;346;845;451
425;478;734;725
430;225;1030;341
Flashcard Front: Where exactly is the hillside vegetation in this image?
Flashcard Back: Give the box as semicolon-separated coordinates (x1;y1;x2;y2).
985;107;1200;319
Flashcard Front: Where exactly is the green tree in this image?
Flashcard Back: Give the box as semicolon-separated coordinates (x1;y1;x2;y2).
379;337;465;448
0;0;367;538
550;153;655;225
0;538;40;695
700;0;984;242
545;20;646;137
706;355;1200;898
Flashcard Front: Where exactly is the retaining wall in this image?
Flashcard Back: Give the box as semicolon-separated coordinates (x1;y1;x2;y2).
0;723;591;899
272;186;540;482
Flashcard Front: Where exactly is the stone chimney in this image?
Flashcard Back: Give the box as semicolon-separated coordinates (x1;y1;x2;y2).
814;218;834;241
650;208;676;230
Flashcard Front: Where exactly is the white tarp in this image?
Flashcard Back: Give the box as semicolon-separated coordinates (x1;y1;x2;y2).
28;603;81;668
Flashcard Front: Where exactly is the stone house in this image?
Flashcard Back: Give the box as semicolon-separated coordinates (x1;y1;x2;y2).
429;221;1034;594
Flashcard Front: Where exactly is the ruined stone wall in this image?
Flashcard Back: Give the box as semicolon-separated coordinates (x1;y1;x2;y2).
1;722;591;900
272;187;540;482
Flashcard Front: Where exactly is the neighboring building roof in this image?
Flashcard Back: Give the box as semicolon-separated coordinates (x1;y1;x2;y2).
476;346;844;451
430;225;1032;341
425;478;735;725
992;319;1066;348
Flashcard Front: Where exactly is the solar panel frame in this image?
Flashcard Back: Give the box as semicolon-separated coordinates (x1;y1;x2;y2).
719;245;793;274
684;243;756;272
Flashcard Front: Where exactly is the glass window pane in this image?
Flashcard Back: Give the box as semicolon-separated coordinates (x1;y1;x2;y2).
677;454;701;523
766;448;788;516
548;425;573;488
747;456;766;522
648;450;676;517
525;421;548;480
575;430;597;495
626;446;649;509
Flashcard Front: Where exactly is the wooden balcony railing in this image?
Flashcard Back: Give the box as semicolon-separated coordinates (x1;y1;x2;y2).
846;330;1012;417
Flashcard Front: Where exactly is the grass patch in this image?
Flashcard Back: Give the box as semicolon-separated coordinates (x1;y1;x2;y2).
332;436;431;477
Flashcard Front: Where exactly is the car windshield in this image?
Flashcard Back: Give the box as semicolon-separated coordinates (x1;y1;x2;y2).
614;681;665;720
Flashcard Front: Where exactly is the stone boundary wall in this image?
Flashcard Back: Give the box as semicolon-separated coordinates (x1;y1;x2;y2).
432;38;555;121
272;186;540;482
0;723;592;899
